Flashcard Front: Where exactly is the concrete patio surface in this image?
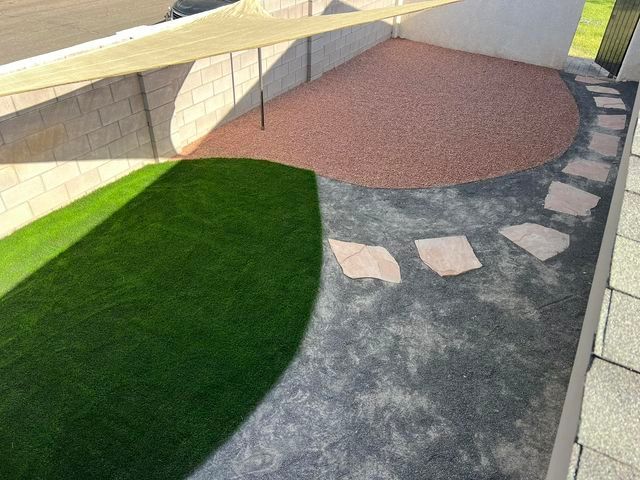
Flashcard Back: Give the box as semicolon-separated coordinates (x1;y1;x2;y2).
564;57;610;79
186;73;637;478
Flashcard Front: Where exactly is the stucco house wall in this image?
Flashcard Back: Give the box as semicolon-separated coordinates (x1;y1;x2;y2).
618;21;640;81
400;0;586;69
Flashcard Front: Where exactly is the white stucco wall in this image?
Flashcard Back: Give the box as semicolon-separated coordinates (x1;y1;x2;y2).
400;0;586;69
618;22;640;81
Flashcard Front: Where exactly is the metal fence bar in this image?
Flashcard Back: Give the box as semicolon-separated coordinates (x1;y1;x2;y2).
596;0;640;76
605;0;636;72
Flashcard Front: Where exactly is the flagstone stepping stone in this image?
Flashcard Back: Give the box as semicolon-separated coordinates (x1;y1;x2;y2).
414;236;482;277
586;85;619;95
544;181;601;216
563;159;611;182
500;223;570;261
594;96;626;110
597;114;626;130
590;132;620;156
575;76;609;85
328;239;401;283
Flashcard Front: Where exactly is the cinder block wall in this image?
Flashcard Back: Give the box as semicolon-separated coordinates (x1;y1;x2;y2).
0;0;394;238
310;0;393;80
143;34;311;158
0;76;156;237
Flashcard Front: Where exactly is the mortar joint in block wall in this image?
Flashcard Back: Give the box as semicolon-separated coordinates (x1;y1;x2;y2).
0;0;398;237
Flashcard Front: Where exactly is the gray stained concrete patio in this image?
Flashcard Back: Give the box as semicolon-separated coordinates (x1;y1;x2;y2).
188;78;637;479
564;56;611;79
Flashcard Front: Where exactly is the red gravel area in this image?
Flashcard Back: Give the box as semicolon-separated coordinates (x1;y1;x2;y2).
185;39;579;189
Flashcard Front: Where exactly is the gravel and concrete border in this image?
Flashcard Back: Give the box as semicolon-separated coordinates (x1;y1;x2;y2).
187;74;637;479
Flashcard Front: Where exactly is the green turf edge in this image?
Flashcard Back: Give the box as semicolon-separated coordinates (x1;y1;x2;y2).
0;158;324;479
0;162;175;297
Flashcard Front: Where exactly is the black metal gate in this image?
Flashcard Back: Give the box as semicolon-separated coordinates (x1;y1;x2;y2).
595;0;640;76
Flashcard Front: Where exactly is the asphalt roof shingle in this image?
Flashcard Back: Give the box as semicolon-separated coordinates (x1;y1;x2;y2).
576;446;638;480
627;156;640;194
602;291;640;373
610;235;640;298
578;358;640;470
618;192;640;242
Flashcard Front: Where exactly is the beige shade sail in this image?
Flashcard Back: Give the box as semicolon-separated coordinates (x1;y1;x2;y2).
0;0;459;97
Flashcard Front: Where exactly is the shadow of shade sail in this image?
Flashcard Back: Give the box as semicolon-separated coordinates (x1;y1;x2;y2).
0;159;323;479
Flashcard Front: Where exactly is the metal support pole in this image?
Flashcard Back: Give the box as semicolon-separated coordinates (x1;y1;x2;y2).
306;0;313;82
229;52;237;106
392;0;403;38
257;47;265;130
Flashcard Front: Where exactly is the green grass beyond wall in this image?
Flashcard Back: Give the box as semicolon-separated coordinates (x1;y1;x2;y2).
0;159;323;479
570;0;616;59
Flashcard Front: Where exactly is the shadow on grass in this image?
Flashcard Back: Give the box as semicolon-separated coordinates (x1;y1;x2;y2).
0;158;323;479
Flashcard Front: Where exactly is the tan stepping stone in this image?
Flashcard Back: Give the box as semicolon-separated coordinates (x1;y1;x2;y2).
594;96;626;110
328;239;401;283
586;85;619;95
597;114;626;130
575;75;609;85
563;159;611;182
414;236;482;277
590;132;620;156
544;181;600;216
500;223;570;261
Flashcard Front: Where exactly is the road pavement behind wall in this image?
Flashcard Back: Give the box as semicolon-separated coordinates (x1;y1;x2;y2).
0;0;169;65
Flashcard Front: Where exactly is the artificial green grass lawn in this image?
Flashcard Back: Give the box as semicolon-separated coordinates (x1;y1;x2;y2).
569;0;616;59
0;162;173;297
0;159;323;479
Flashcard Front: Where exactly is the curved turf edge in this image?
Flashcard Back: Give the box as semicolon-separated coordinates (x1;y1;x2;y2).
0;159;323;479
